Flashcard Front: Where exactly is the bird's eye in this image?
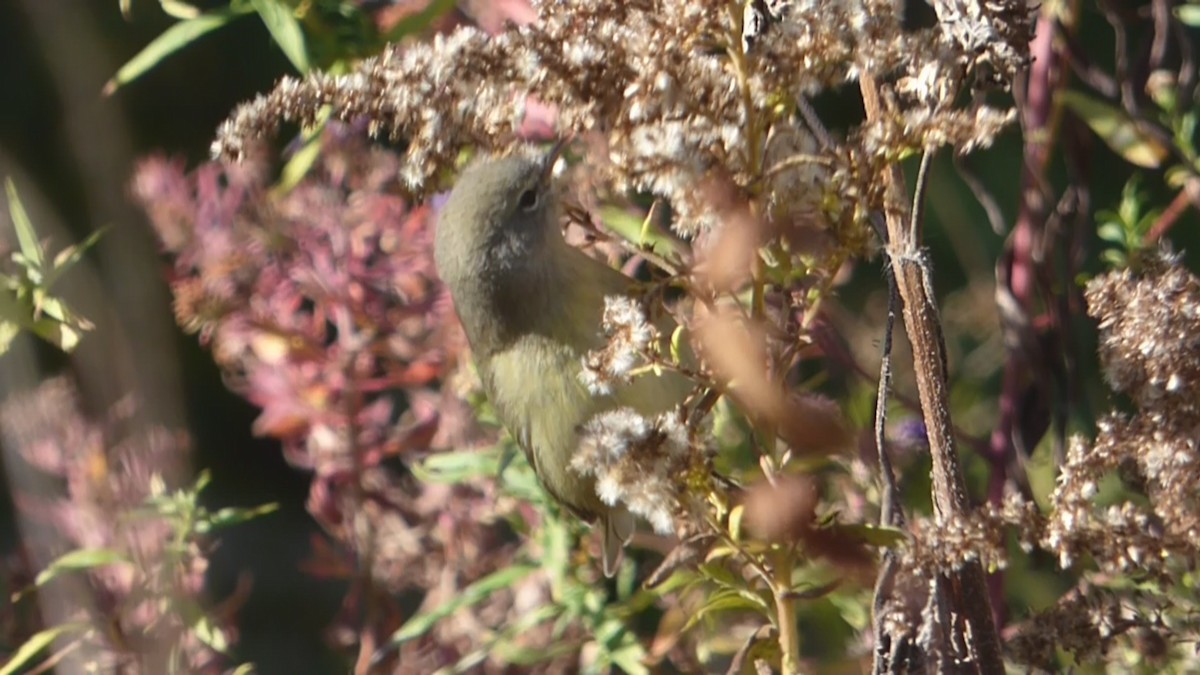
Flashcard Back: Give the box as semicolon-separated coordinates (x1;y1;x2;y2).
517;188;539;211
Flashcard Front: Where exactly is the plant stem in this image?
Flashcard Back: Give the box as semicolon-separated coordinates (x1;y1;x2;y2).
774;550;800;674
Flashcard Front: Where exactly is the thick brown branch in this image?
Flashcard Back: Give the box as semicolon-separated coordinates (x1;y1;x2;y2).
861;72;1003;674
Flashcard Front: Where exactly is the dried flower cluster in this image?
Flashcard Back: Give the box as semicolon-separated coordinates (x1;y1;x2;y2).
901;494;1040;576
188;0;1040;669
572;407;695;535
1006;580;1199;670
1;378;221;673
889;254;1200;666
212;0;1026;245
1044;254;1200;573
579;294;658;395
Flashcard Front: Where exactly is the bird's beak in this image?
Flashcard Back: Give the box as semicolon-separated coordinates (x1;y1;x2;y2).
540;137;570;183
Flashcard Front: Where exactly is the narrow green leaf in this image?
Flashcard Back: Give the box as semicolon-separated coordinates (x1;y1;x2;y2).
599;205;685;261
412;448;502;484
683;589;765;632
249;0;310;73
0;622;87;675
1097;222;1126;245
197;502;279;532
0;320;18;355
382;0;457;42
388;563;538;645
105;8;252;94
1061;90;1170;168
192;615;231;654
275;117;328;193
728;503;745;541
28;315;87;352
34;548;130;588
1176;3;1200;26
46;226;106;291
5;178;43;270
160;0;203;19
608;643;650;675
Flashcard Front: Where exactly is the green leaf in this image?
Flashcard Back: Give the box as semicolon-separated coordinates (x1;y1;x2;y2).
728;503;745;541
382;0;457;42
249;0;310;73
1097;221;1127;245
196;502;279;533
1061;90;1170;168
160;0;203;19
105;8;253;94
192;615;232;654
388;563;538;645
0;320;18;354
0;622;88;675
1176;3;1200;26
599;205;686;262
683;589;767;632
27;314;88;352
607;642;650;675
412;448;502;484
46;226;106;291
33;548;130;588
274;111;329;193
454;603;563;670
6;178;43;271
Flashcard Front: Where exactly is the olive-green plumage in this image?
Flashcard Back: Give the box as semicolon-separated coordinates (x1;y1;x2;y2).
434;148;687;575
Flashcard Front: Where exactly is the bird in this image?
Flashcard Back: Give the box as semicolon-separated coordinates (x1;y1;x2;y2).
433;142;689;575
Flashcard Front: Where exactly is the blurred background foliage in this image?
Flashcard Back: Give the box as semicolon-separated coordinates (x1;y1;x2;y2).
1;0;1199;673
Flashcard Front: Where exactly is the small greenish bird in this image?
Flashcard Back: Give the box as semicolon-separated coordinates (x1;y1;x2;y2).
434;144;688;576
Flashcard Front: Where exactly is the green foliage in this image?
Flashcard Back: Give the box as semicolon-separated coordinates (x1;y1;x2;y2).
4;471;273;675
108;0;459;94
0;178;100;355
405;445;656;673
1096;177;1161;269
1062;91;1170;169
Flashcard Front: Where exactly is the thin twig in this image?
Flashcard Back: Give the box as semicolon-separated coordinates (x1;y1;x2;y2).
953;154;1010;236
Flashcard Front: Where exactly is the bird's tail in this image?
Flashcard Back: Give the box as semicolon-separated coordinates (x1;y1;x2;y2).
601;507;636;577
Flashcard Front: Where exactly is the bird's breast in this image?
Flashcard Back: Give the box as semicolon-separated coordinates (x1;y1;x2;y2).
482;333;606;516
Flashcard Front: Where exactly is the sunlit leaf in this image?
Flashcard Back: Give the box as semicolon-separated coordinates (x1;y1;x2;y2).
46;226;106;290
1176;3;1200;26
33;548;129;588
196;502;279;533
28;314;88;352
192;615;232;654
388;563;538;645
1061;90;1170;168
249;0;310;73
413;447;502;483
6;178;43;271
728;503;745;541
105;8;253;94
161;0;203;19
607;641;650;675
382;0;457;43
274;110;331;193
600;205;686;262
683;589;767;632
0;622;88;675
